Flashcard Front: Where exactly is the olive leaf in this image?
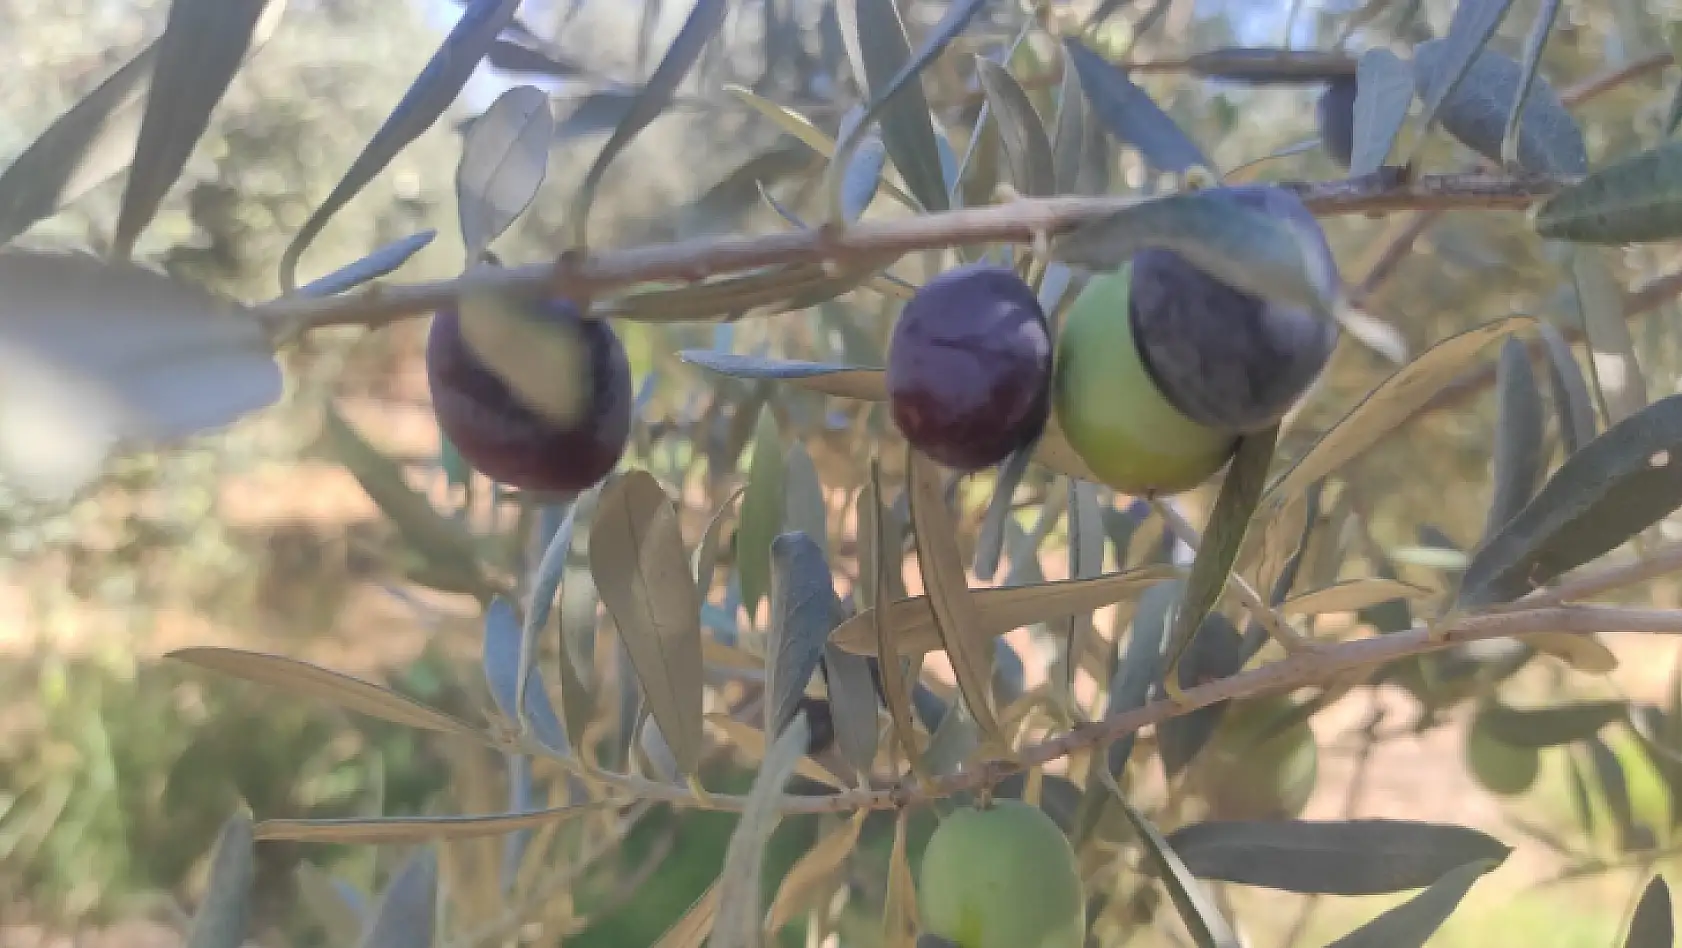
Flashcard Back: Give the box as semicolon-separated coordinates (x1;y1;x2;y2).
480;596;569;755
830;565;1181;657
1157;612;1244;779
975;57;1055;198
456;84;553;262
1051;57;1090;195
711;713;812;948
298;232;438;299
1586;734;1653;852
1279;578;1431;617
184;813;257;948
281;0;521;290
824;641;882;776
1172;48;1356;83
358;848;438;948
1060;479;1107;699
1537;321;1598;456
1165;819;1511;895
679;350;1101;481
738;405;788;622
973;449;1033;581
1323;857;1504;948
1403;0;1518;158
0;42;155;248
1503;0;1565;167
906;447;1003;745
1265;317;1533;505
865;461;924;777
1349;48;1414;176
589;469;705;777
1162;428;1277;700
1476;698;1628;747
1063;37;1211;175
883;808;919;947
295;864;365;946
1535;140;1682;243
1568;246;1648;427
764;810;868;935
784;444;829;558
1482;337;1547;542
693;484;745;594
255;799;619;844
833;107;889;223
1106;775;1241;948
1457;394;1682;610
112;0;276;260
652;881;720;948
1622;875;1674;948
0;250;284;503
565;0;726;246
765;531;846;740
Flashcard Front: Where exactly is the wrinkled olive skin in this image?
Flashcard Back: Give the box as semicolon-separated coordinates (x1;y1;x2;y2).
1053;267;1237;497
426;299;632;492
919;800;1085;948
1316;76;1358;169
886;263;1053;472
1129;184;1341;433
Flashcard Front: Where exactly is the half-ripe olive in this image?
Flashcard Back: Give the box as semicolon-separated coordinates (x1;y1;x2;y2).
918;799;1085;948
1053;266;1237;497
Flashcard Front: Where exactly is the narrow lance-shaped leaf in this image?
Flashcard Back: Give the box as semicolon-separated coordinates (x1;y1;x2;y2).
1501;0;1564;167
456;85;553;262
589;470;705;776
1052;56;1090;195
866;462;925;778
1482;337;1546;542
1349;48;1414;177
255;799;618;844
1537;321;1597;456
906;447;1003;745
297;232;437;300
975;57;1055;197
1106;774;1241;948
652;881;720;948
883;807;919;947
711;713;812;948
184;813;257;948
765;532;845;739
1534;139;1682;244
1622;874;1674;948
1476;699;1628;748
1568;246;1648;427
566;0;728;246
1410;40;1586;174
763;810;868;934
784;444;829;558
1163;428;1277;700
112;0;274;260
0;43;155;248
280;0;521;290
973;449;1033;581
1324;858;1504;948
1266;318;1533;504
1403;0;1519;165
1063;37;1211;175
357;848;438;948
481;597;568;754
1164;819;1511;895
1457;394;1682;610
1062;479;1106;700
738;406;787;622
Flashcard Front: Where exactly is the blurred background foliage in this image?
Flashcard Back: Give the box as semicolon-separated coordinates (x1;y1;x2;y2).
7;0;1682;946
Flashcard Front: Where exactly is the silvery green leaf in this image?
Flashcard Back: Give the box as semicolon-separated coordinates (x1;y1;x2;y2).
456;85;553;261
823;643;881;775
0;250;281;502
738;405;787;621
765;531;845;740
298;232;438;298
1109;778;1241;948
1567;246;1647;426
1349;48;1414;177
1411;39;1586;174
358;848;438;948
1481;337;1546;541
1534;140;1682;243
710;713;811;948
1502;0;1564;167
1537;321;1597;455
184;813;257;948
481;597;569;754
1408;0;1521;158
1324;858;1502;947
1064;37;1210;174
975;57;1055;197
973;449;1032;582
281;0;521;290
784;444;829;559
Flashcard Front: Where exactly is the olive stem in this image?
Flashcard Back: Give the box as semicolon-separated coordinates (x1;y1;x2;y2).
1150;498;1310;654
255;170;1574;340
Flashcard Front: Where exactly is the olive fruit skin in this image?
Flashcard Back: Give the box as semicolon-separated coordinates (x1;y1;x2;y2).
919;800;1085;948
1464;711;1539;797
886;263;1053;472
426;299;632;492
1316;75;1358;169
1052;267;1237;497
1128;183;1340;433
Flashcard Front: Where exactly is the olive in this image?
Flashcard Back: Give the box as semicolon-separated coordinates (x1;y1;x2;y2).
886;263;1054;472
1316;75;1358;169
425;298;632;492
1464;710;1539;797
1052;266;1237;497
1128;183;1340;433
1190;694;1319;821
919;800;1085;948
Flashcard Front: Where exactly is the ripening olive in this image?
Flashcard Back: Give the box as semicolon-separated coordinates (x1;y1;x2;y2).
1316;76;1358;169
425;298;632;492
919;800;1085;948
886;263;1054;472
1464;711;1539;797
1128;183;1340;433
1052;266;1237;497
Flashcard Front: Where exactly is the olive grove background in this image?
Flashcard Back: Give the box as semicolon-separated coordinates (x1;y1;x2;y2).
5;0;1682;946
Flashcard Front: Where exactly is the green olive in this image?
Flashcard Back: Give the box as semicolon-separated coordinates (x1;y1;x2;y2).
1464;712;1539;797
1052;267;1237;497
919;800;1085;948
1192;694;1319;821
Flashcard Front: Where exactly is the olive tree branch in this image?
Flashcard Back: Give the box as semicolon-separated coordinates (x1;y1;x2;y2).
255;170;1570;340
510;604;1682;817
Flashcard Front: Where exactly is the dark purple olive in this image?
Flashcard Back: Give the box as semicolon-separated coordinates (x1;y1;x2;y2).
1128;184;1340;434
886;263;1053;472
426;298;632;492
1316;76;1358;169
